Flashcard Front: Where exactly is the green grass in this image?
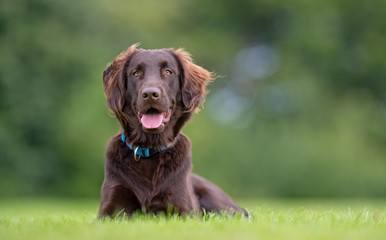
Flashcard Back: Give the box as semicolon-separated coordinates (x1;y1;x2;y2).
1;199;385;240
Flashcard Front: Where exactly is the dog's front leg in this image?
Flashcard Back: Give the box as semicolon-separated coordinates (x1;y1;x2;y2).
98;184;140;218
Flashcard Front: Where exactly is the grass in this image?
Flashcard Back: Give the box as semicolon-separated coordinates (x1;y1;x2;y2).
0;199;385;240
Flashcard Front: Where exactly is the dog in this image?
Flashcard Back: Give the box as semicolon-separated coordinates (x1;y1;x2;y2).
98;44;245;218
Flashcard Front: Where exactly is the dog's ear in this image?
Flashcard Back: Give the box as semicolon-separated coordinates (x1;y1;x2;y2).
103;44;138;122
173;49;216;112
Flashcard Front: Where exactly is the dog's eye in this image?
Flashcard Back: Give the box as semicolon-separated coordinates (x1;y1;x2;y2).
165;70;172;76
133;71;140;77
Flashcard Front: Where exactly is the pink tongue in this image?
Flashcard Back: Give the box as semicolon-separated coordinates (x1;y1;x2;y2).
141;113;163;129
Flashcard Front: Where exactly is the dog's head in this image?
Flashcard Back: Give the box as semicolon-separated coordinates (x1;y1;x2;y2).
103;44;215;147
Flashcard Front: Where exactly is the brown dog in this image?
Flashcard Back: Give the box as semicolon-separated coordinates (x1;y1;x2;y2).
98;44;245;218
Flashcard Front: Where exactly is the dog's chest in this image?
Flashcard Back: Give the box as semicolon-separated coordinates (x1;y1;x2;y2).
130;159;169;208
128;154;186;209
134;157;162;183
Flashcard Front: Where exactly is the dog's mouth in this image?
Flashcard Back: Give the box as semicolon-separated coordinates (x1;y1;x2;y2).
137;107;172;130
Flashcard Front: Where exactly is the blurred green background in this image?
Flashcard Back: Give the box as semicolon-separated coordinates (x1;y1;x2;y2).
0;0;385;199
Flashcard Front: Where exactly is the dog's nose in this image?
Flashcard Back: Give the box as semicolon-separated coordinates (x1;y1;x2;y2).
141;87;161;101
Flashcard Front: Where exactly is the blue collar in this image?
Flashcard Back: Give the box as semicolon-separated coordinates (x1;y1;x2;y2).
121;133;167;161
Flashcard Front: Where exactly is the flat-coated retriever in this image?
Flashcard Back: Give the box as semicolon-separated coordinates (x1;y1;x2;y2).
98;44;246;218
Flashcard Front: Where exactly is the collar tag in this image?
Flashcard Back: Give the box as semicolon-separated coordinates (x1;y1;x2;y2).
134;147;141;161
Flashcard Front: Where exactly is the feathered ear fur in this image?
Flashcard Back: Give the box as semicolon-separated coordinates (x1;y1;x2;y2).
103;44;139;123
173;49;216;112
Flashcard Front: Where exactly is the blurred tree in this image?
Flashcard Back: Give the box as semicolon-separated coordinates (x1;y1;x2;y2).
0;0;385;198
